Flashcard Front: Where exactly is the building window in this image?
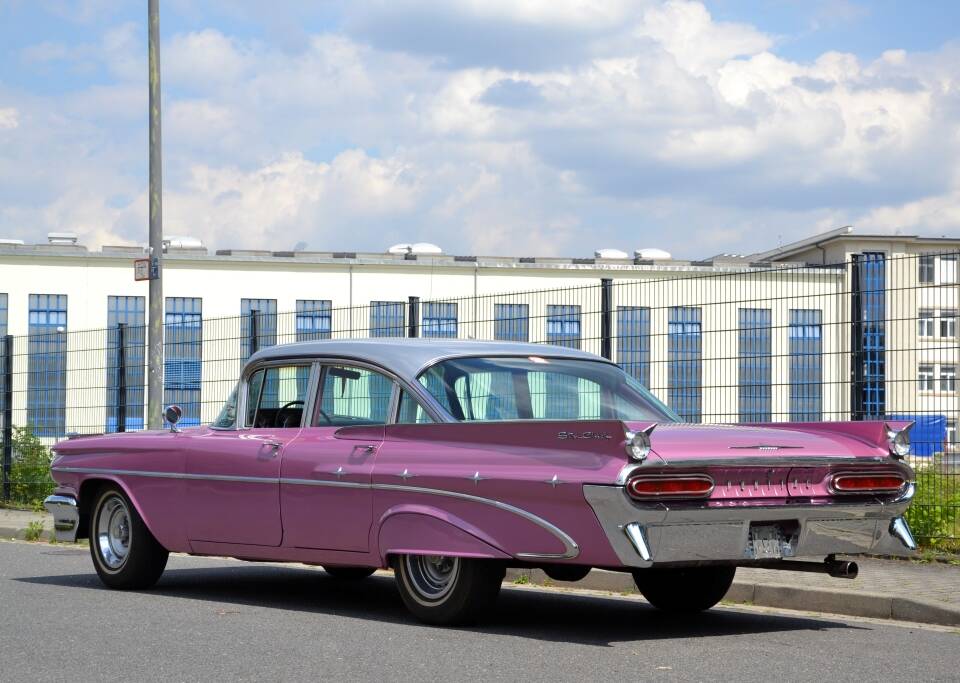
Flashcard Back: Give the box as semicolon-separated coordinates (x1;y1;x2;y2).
919;254;935;284
858;252;885;419
941;254;958;284
165;297;202;426
918;309;935;338
241;298;277;358
941;365;957;392
27;294;67;437
918;364;935;391
370;301;405;337
738;308;771;423
296;300;332;341
789;309;822;421
106;296;145;432
617;306;650;388
546;305;581;349
940;310;957;338
494;303;529;342
422;302;457;338
668;306;702;422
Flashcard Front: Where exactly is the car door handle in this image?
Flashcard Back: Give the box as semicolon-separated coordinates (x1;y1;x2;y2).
262;439;283;451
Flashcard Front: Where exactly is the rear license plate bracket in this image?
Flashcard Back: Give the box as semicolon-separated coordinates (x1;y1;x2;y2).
748;524;783;560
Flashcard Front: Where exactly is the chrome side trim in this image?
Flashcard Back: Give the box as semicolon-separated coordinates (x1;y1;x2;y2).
54;466;279;484
280;477;368;489
50;466;579;560
43;495;80;543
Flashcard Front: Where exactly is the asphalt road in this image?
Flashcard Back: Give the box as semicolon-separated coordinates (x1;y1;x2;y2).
2;541;958;682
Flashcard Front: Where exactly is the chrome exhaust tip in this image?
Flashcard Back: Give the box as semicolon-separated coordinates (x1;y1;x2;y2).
825;559;859;580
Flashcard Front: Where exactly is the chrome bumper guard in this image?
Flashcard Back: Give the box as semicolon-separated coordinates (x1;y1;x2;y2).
584;484;918;568
43;495;80;543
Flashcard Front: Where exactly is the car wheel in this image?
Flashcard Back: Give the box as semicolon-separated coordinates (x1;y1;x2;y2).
632;566;736;613
393;554;505;625
89;485;168;590
322;565;377;580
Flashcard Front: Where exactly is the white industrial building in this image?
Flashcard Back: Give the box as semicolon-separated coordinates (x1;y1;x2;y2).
0;227;956;456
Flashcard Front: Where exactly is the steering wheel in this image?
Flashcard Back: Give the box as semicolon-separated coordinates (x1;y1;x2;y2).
274;400;305;428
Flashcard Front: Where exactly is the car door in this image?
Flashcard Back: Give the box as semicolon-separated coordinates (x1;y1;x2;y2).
280;362;396;551
184;361;314;546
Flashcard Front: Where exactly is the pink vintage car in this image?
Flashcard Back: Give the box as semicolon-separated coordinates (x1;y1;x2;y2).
45;339;918;625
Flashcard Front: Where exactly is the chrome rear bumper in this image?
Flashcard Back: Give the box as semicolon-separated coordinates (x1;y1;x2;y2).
43;495;80;543
584;484;918;568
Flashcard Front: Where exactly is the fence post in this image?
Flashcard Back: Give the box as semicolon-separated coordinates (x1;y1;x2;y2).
408;296;420;338
849;256;864;420
2;334;12;502
600;279;613;360
249;309;259;356
116;323;127;433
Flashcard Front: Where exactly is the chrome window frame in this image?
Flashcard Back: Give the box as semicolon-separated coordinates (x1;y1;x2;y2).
309;357;447;426
214;358;321;431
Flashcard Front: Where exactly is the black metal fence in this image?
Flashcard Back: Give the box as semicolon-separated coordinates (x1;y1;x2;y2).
1;250;957;544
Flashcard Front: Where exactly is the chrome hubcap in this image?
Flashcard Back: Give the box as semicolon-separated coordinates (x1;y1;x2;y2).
404;555;459;602
96;495;131;570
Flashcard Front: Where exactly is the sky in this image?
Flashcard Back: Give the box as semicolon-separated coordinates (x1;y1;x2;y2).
0;1;958;259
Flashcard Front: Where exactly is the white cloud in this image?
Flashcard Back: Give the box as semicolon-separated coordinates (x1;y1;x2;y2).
0;108;19;130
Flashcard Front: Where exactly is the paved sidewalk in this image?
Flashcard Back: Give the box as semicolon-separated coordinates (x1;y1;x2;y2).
3;508;958;626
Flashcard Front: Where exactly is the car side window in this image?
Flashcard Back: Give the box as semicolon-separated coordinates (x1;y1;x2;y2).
315;364;396;426
245;364;310;428
396;389;436;424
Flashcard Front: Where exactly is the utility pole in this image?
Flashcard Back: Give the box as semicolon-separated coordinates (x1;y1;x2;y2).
147;0;164;429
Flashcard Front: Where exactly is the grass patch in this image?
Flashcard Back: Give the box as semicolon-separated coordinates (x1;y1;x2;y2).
23;520;44;542
906;469;960;551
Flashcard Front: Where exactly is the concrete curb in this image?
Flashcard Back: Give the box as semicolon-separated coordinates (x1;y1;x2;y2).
506;568;960;628
0;519;49;542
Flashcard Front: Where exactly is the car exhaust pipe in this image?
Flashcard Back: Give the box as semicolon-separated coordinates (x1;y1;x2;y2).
750;555;858;580
825;558;859;580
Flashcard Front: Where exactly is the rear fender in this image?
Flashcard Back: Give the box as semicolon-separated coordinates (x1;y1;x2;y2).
376;504;511;563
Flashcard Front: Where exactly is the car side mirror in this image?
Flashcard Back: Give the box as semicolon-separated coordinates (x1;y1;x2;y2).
164;405;183;432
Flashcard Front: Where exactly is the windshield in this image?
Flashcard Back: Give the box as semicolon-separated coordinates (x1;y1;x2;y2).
418;356;679;423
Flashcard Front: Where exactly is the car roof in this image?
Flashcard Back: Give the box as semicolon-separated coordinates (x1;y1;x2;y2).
247;338;609;382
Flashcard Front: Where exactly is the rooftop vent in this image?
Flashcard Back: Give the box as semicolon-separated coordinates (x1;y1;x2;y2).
47;232;79;245
0;238;25;246
388;242;443;255
635;248;672;260
163;235;205;250
595;248;630;259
